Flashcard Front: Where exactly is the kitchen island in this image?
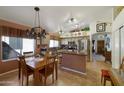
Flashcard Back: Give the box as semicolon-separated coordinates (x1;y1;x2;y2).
60;51;87;74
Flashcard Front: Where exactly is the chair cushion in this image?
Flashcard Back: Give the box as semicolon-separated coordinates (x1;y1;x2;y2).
101;69;110;77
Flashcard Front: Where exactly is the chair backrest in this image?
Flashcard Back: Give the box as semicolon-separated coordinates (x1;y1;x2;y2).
44;51;56;74
18;56;28;74
23;51;34;58
120;56;124;70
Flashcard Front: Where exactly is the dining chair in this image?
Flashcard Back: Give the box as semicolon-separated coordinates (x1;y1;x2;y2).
119;56;124;73
18;58;21;81
18;56;34;85
101;69;113;85
39;53;56;85
54;54;59;80
119;56;124;74
23;51;34;58
18;51;33;81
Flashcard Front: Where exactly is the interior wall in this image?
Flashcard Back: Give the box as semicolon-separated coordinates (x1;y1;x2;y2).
112;8;124;69
42;34;50;45
89;9;112;62
0;60;18;74
42;33;60;48
90;8;112;35
113;6;124;20
92;33;111;53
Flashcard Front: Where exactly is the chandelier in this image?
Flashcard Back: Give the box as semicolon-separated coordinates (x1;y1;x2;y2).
27;7;46;39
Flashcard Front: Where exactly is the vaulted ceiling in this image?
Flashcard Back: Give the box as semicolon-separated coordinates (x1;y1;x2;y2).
0;6;113;32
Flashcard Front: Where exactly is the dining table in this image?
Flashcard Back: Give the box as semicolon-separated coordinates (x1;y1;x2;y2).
25;57;45;85
25;55;58;86
109;69;124;86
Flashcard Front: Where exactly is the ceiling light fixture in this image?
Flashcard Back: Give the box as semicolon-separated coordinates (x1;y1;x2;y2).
26;7;46;44
59;25;63;35
68;17;77;23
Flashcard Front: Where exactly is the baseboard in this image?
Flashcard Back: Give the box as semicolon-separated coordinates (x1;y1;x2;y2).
0;69;18;76
61;66;86;75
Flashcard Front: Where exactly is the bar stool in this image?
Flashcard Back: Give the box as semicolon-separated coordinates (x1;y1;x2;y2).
101;69;113;85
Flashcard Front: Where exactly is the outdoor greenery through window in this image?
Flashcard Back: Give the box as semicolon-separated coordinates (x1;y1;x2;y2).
2;36;35;61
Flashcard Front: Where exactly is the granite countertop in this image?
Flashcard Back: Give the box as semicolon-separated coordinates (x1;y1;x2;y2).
61;51;87;56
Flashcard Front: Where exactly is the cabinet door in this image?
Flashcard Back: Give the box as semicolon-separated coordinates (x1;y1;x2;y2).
97;40;105;55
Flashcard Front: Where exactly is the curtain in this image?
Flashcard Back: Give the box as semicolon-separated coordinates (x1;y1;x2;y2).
9;37;23;49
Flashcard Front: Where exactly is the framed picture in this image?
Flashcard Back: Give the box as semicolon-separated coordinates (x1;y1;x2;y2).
96;23;106;32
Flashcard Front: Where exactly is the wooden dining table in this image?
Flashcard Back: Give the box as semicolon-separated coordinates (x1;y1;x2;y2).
25;55;58;85
109;69;124;86
25;57;45;85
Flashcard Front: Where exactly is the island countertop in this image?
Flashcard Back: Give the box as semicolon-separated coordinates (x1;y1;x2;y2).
61;51;87;56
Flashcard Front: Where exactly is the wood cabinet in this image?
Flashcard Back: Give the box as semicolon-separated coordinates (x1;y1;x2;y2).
104;49;111;63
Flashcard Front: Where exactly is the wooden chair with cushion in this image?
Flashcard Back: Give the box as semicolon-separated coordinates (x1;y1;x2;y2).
54;54;59;80
18;56;34;85
119;56;124;73
39;52;56;85
101;69;113;86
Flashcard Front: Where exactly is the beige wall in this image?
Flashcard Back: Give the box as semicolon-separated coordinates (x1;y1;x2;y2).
42;34;50;45
112;8;124;69
42;32;60;45
113;6;124;20
0;60;18;74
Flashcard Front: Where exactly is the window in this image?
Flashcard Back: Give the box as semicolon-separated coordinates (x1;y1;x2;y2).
54;40;59;47
2;36;34;61
22;38;35;54
49;40;54;48
49;40;59;48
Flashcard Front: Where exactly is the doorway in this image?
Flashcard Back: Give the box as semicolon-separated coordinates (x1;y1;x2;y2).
97;40;105;55
92;33;107;62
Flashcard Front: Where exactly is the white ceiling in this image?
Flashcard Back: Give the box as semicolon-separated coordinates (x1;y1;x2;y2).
0;6;113;32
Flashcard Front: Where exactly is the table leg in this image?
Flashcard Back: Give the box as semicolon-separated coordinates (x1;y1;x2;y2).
18;62;21;80
55;62;58;80
34;69;42;86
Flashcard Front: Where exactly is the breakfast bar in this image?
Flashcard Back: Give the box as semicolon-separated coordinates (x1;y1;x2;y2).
60;51;87;74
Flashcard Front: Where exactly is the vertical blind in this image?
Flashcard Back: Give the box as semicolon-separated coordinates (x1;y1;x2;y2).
9;37;23;49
